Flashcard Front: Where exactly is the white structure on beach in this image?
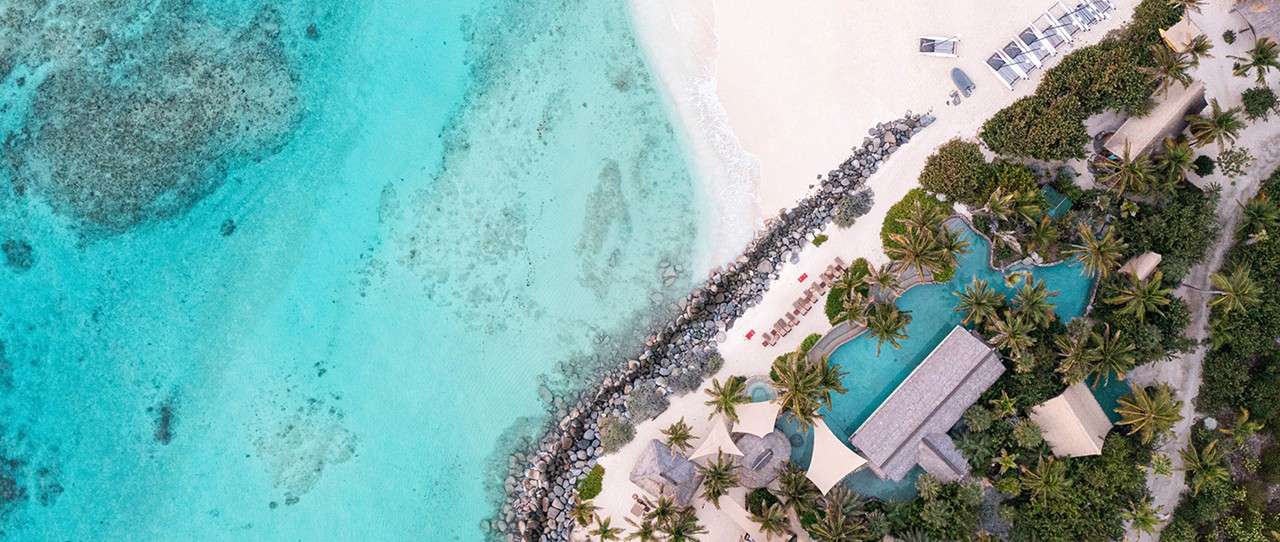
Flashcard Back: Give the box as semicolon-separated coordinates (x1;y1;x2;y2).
850;326;1005;482
1160;14;1205;53
1029;382;1114;458
1104;80;1207;158
689;415;743;461
806;417;868;494
733;400;783;438
1119;251;1163;280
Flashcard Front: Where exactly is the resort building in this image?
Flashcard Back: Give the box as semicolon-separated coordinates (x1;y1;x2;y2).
849;326;1005;482
1119;251;1163;281
1159;14;1204;53
1103;80;1207;159
629;440;703;506
1236;0;1280;42
1029;382;1114;458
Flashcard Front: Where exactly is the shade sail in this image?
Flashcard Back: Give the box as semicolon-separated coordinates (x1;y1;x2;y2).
689;415;743;461
806;417;867;494
733;401;782;437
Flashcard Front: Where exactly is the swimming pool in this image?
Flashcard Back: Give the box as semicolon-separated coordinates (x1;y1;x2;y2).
779;222;1094;499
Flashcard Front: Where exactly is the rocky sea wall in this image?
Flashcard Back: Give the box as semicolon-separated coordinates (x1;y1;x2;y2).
493;112;934;541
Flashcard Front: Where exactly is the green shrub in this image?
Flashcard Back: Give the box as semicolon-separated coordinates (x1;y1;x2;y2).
918;138;994;206
1241;86;1277;121
812;233;829;247
799;333;822;354
881;189;950;246
834;189;874;228
598;415;634;453
825;257;870;324
1193;155;1216;176
577;464;605;500
1158;518;1196;542
980;95;1091;161
746;488;781;516
1218;147;1255;179
1224;30;1237;44
626;380;669;421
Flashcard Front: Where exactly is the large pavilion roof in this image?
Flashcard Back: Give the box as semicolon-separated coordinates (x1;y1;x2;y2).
1030;382;1113;458
629;440;703;506
850;326;1005;481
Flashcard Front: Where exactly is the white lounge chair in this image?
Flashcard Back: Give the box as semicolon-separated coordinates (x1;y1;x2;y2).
919;36;959;58
1035;13;1073;47
1049;1;1088;34
985;52;1021;91
1002;41;1039;73
1073;2;1103;26
1090;0;1115;17
1019;25;1058;58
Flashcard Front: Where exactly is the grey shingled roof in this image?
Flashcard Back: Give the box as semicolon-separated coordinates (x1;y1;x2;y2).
917;432;971;483
850;326;1004;481
629;440;703;506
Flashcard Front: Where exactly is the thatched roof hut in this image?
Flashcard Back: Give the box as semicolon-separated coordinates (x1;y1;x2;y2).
629;440;703;506
1030;382;1113;457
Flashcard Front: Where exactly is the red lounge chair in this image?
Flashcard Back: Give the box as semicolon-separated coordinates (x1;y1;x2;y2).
798;273;808;282
746;329;756;340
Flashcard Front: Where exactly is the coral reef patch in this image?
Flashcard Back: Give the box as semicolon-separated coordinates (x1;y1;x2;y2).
1;240;32;272
252;397;356;506
1;3;301;233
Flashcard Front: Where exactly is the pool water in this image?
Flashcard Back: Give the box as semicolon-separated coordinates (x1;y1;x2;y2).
1042;185;1073;219
779;222;1094;499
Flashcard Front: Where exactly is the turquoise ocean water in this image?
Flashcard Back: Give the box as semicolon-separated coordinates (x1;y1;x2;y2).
0;1;703;539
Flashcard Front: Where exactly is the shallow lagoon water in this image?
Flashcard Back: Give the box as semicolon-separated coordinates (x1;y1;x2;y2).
0;1;705;539
780;225;1095;500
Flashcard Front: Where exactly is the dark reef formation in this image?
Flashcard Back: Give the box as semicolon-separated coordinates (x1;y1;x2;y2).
1;239;32;272
1;2;302;233
149;397;177;446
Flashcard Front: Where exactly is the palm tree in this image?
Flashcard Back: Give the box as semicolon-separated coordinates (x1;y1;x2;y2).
1104;270;1173;322
697;452;739;508
1152;137;1195;191
1166;0;1205;13
1025;216;1058;256
777;462;819;512
1012;278;1059;329
816;356;848;409
1020;458;1070;504
1067;224;1127;279
659;507;707;541
989;310;1037;363
1098;143;1155;195
834;290;870;325
1124;499;1162;537
645;496;677;527
1055;321;1099;385
1142;44;1194;96
1208;266;1261;316
994;449;1019;475
989;391;1018;419
955;278;1004;328
771;352;824;430
863;262;900;296
900;199;945;233
1186;34;1214;66
625;517;659;542
1186;99;1245;150
703;376;749;423
1230;37;1280;84
886;227;945;279
662;418;695;453
1241;192;1280;239
591;515;623;541
1181;439;1229;495
750;503;789;540
865;302;911;353
572;498;599;527
937;226;971;268
1090;323;1137;385
1219;407;1266;449
810;487;869;542
1115;384;1184;445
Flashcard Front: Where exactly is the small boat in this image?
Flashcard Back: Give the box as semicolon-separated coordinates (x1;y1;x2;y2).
951;68;976;97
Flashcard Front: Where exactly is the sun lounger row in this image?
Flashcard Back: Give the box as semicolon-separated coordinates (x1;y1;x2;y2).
986;0;1113;91
760;258;849;348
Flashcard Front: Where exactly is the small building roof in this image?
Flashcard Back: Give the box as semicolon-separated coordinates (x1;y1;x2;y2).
1160;15;1204;53
1029;382;1114;457
733;401;783;437
917;432;971;483
630;440;703;506
1119;251;1162;281
734;431;792;489
851;326;1005;481
1237;0;1280;42
689;415;744;461
807;417;868;494
1104;80;1206;158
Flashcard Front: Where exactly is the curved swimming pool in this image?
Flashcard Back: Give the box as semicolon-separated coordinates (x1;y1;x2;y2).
780;221;1095;500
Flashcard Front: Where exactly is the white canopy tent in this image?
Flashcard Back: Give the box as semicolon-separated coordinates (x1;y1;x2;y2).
689;415;744;461
1029;382;1114;457
805;417;867;494
732;401;783;438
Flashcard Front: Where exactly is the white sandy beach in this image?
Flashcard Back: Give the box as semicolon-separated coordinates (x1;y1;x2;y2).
592;0;1142;539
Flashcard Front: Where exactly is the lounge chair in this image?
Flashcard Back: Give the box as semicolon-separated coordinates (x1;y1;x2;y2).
1019;25;1057;58
1003;40;1040;72
1036;14;1072;46
985;52;1022;90
834;257;847;269
786;313;800;326
1090;0;1114;16
918;36;959;58
1073;2;1102;26
1049;1;1087;35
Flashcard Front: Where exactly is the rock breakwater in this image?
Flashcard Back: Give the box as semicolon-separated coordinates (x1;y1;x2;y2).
492;112;933;541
